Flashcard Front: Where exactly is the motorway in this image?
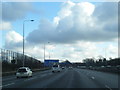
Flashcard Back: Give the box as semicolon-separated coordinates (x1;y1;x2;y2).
1;68;119;89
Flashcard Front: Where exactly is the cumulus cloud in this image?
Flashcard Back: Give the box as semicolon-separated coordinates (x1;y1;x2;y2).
26;1;118;44
0;21;12;30
5;30;23;49
4;30;118;62
60;41;99;61
4;30;46;61
3;1;118;62
58;41;118;62
2;2;34;21
107;44;118;57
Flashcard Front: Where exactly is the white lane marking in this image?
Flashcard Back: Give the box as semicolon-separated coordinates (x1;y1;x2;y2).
1;83;15;87
105;85;112;90
91;76;95;79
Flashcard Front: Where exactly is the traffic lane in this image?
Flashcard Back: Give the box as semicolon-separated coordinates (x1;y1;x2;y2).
45;68;118;88
2;69;52;88
2;69;67;88
76;68;118;88
7;68;103;88
45;68;93;88
2;68;119;88
25;69;68;88
2;69;51;82
27;69;72;88
46;68;106;88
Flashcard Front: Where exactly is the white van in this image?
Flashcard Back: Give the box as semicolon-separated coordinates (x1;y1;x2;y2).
52;64;61;72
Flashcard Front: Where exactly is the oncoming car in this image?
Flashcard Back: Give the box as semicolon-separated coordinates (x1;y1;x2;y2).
52;64;61;73
16;67;32;78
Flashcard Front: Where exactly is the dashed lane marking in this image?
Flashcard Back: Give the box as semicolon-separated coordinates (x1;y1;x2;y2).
91;76;95;79
105;85;112;90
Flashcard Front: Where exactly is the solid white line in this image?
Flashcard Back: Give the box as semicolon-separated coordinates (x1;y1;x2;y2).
1;83;15;87
91;76;95;79
105;85;112;90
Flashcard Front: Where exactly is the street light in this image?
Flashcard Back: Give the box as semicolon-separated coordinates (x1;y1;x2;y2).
44;42;50;61
23;20;34;67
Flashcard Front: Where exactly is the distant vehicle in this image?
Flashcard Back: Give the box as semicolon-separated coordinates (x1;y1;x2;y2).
52;64;61;72
69;66;73;69
16;67;32;78
101;66;105;68
106;65;111;68
62;67;65;69
116;65;120;69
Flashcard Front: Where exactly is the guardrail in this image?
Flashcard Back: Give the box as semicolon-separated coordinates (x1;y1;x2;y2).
2;67;51;76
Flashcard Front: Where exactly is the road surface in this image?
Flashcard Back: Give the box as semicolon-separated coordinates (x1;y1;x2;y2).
1;68;119;89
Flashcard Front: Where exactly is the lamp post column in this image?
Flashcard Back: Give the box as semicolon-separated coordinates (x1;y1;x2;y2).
22;20;34;67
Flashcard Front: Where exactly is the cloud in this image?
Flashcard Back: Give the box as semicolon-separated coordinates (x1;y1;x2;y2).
4;30;118;62
61;42;98;60
92;2;118;33
4;30;46;61
26;1;118;44
2;2;34;21
93;2;118;22
5;30;23;49
3;1;118;62
107;44;118;57
59;41;118;62
0;21;12;30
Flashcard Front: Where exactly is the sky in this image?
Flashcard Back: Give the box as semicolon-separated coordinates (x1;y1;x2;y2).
0;0;119;62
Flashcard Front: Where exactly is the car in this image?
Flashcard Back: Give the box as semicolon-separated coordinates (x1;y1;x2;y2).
52;64;61;73
62;67;65;69
69;66;73;69
16;67;32;78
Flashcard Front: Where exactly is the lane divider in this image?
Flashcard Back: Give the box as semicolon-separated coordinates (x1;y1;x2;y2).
91;76;95;80
105;85;112;90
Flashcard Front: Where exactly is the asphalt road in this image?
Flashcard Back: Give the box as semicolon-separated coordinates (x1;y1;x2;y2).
1;68;119;89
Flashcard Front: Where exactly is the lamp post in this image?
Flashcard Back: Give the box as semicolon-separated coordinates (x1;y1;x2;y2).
44;42;50;61
44;43;45;61
23;20;34;67
105;47;107;59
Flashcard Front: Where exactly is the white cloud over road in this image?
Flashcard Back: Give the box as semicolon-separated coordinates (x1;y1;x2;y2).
5;30;23;49
26;1;118;44
4;30;118;62
3;1;118;62
0;21;12;30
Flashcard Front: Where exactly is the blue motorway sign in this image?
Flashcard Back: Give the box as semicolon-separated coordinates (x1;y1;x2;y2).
44;59;59;67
